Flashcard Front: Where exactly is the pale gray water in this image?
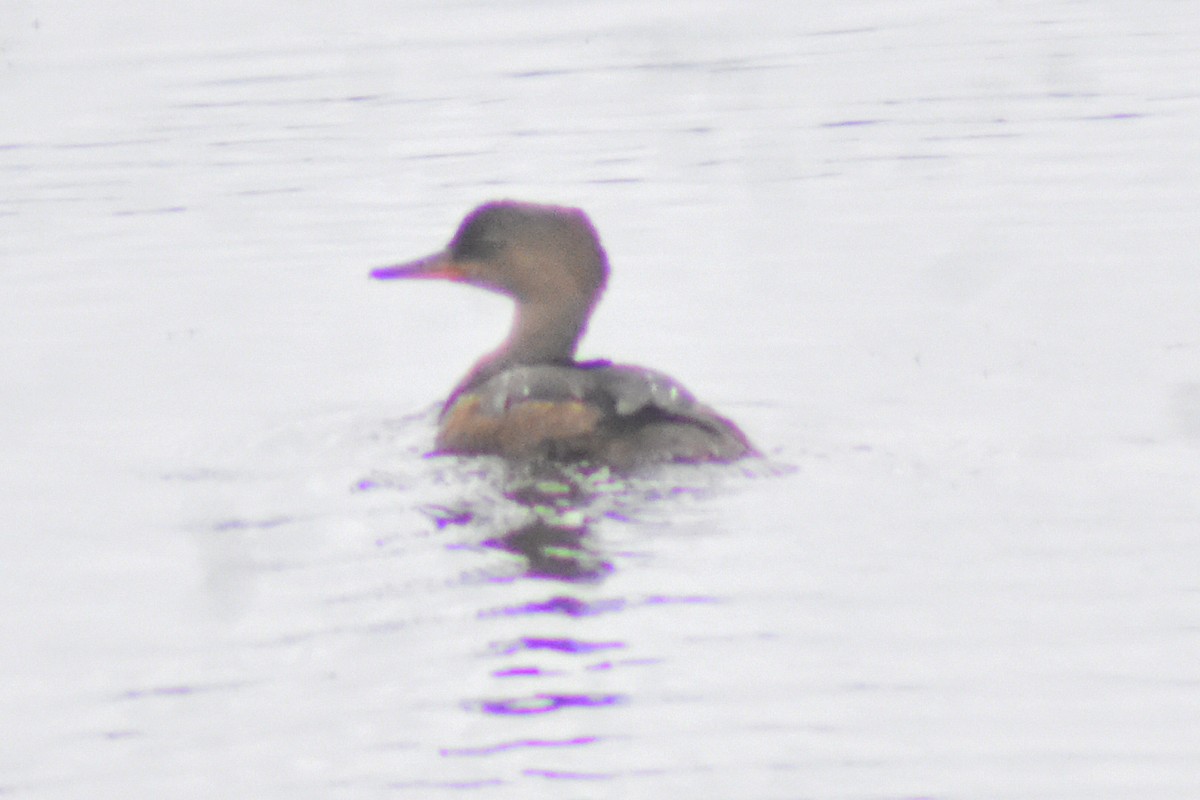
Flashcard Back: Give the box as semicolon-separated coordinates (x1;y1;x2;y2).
3;2;1199;798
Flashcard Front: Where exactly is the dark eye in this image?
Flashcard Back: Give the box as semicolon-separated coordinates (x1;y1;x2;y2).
451;227;501;261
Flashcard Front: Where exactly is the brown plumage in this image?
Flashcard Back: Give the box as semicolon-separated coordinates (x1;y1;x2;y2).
371;200;755;469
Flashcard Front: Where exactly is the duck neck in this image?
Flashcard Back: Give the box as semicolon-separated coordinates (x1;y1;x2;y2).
444;297;592;411
505;298;588;364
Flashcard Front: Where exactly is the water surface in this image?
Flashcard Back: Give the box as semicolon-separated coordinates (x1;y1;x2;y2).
3;2;1199;798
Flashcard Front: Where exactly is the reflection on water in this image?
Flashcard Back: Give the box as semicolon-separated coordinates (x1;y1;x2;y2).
478;466;619;584
442;462;629;744
363;444;762;786
167;404;775;792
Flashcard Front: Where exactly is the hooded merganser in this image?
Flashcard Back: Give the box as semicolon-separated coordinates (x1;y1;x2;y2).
371;200;755;469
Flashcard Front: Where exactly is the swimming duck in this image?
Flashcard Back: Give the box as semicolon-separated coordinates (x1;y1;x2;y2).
371;200;755;469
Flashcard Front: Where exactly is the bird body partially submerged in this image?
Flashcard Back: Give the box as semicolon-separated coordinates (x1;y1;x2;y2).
436;362;753;468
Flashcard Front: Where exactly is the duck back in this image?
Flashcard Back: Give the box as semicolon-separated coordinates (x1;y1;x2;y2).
437;362;754;468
